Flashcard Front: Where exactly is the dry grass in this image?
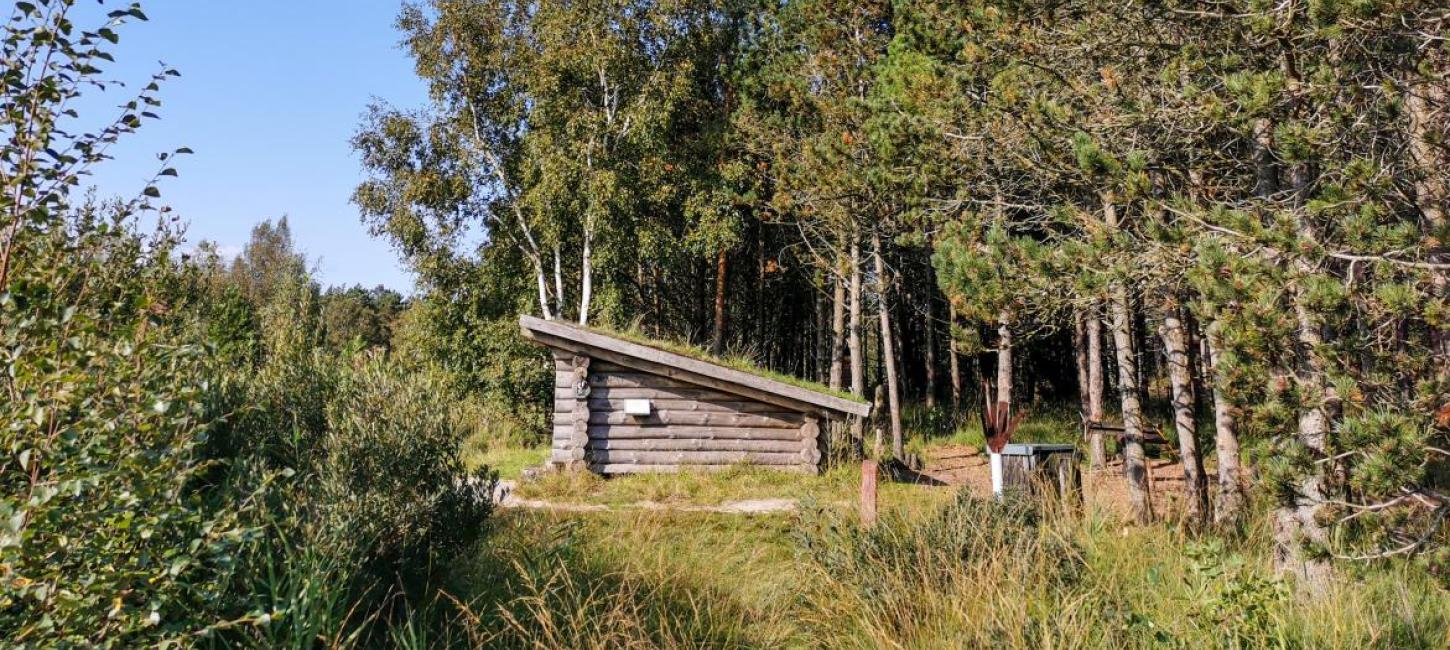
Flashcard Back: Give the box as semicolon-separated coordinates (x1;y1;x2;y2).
512;463;949;511
421;475;1449;649
434;405;1448;648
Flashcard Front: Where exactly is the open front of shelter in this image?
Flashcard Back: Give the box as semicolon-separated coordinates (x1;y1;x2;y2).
519;315;871;474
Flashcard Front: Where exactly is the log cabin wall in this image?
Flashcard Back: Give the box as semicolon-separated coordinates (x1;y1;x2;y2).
550;354;823;474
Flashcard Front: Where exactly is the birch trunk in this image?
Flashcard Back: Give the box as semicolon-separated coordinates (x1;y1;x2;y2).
535;257;554;321
577;226;593;326
873;232;903;458
1204;318;1246;524
1160;298;1208;524
554;245;565;320
1086;302;1106;470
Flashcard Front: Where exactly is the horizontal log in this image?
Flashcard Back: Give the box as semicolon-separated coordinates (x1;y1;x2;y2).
585;450;806;466
569;399;790;414
590;463;816;475
587;360;631;373
586;438;805;453
555;386;741;402
588;410;801;428
587;425;805;440
555;371;698;390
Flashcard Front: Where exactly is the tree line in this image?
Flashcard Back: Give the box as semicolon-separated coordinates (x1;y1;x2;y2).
357;0;1448;588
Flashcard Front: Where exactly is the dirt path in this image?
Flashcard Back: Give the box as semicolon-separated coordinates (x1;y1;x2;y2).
920;444;1199;518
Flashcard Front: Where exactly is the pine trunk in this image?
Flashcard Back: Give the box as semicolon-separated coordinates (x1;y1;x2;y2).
1074;309;1090;421
1275;268;1335;591
1086;302;1107;470
712;248;727;355
1405;61;1450;371
924;291;938;409
873;232;903;458
1160;298;1208;524
1204;318;1247;524
848;239;865;451
948;303;962;408
829;269;846;392
1103;190;1149;522
1110;285;1151;523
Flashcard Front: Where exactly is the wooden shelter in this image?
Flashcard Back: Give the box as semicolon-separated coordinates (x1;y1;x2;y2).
520;315;871;474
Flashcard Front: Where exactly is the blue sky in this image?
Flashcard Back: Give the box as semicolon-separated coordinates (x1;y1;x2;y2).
82;1;426;291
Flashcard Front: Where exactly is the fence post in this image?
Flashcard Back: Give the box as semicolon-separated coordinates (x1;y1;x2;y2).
860;459;878;527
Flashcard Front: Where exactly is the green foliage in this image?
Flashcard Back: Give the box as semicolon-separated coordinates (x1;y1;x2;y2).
198;240;496;645
1183;539;1291;647
1;5;495;645
0;208;256;646
0;3;250;645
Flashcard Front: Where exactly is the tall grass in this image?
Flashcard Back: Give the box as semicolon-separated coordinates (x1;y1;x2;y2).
430;485;1449;649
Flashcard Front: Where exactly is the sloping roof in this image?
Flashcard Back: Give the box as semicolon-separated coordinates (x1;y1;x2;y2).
520;315;871;418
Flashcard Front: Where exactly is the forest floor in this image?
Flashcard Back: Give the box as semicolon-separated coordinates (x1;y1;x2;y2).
920;443;1201;520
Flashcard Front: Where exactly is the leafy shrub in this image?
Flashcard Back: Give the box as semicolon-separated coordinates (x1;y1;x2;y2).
317;356;493;578
1183;539;1290;647
1;215;256;646
210;334;494;645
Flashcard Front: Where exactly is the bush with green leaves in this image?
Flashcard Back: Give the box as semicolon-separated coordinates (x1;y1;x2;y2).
0;210;259;645
206;288;495;645
1;3;494;645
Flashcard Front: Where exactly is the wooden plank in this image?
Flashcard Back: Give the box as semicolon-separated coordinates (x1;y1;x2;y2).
586;438;805;453
572;399;791;414
520;316;871;417
588;410;802;428
586;450;806;466
861;460;878;527
587;425;804;441
589;463;816;475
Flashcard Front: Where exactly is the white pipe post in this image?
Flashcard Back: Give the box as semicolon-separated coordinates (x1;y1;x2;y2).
990;451;1004;499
